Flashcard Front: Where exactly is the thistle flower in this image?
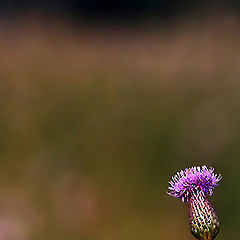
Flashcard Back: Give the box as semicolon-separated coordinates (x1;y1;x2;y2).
167;166;222;240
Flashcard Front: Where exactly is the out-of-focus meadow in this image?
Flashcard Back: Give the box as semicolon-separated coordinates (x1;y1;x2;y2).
0;14;239;240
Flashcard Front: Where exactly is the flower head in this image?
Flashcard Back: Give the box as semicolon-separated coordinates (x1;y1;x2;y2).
167;166;222;240
168;166;221;202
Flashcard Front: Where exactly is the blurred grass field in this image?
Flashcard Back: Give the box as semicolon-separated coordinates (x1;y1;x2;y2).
0;14;239;240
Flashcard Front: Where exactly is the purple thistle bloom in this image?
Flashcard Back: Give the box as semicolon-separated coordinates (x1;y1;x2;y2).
167;166;222;240
168;166;222;203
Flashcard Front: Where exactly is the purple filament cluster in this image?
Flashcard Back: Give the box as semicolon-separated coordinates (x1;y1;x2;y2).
168;166;222;202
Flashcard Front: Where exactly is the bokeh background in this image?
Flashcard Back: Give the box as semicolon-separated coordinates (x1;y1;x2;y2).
0;1;239;240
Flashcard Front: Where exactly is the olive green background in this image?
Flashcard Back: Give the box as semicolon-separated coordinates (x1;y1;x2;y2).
0;14;238;240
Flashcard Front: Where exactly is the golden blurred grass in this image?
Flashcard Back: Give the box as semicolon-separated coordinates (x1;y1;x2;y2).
0;14;239;239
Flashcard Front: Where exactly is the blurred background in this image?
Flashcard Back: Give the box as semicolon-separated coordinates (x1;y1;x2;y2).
0;1;239;240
